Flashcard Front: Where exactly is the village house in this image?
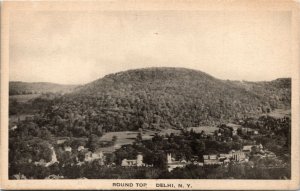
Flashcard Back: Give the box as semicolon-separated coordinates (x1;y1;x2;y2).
10;125;18;131
203;154;222;166
166;153;187;172
242;145;253;153
64;146;72;152
219;153;232;160
240;127;259;135
78;146;85;151
192;161;204;166
56;138;68;145
121;153;144;167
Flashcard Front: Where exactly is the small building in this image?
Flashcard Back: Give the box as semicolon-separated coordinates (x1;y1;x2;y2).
10;125;18;131
232;130;238;136
57;139;67;145
242;145;253;153
203;155;209;160
192;161;204;166
78;146;85;151
64;146;72;152
219;153;232;159
209;155;217;160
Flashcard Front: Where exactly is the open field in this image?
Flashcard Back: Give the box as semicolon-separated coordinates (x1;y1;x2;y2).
159;128;182;136
267;109;291;119
99;131;154;152
9;94;41;103
9;114;35;128
187;126;219;134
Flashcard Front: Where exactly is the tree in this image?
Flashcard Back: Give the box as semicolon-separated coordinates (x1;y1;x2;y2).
40;127;52;140
136;133;143;143
152;152;167;169
112;135;118;144
86;134;99;152
70;139;86;150
105;153;116;165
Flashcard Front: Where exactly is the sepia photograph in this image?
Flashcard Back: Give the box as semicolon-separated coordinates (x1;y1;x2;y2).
1;0;300;190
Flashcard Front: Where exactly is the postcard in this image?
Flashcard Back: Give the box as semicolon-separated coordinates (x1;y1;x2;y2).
1;0;299;190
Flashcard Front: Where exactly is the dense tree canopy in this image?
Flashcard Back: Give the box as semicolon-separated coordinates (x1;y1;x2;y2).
14;68;290;135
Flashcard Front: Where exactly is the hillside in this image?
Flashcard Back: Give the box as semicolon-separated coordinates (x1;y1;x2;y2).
230;78;291;109
42;67;291;133
9;81;79;95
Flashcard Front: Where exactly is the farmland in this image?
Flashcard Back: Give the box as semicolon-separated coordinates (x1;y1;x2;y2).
99;131;154;152
266;109;291;119
158;128;181;136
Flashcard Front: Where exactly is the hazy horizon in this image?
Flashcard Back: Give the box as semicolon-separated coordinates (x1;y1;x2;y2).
9;66;292;85
10;10;292;84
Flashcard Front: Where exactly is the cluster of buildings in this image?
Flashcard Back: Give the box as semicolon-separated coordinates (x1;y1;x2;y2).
203;144;264;166
120;144;265;172
203;150;247;166
34;144;106;167
121;154;144;167
120;153;190;171
33;124;265;173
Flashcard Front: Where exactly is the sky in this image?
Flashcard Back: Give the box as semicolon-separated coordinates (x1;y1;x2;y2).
9;10;291;84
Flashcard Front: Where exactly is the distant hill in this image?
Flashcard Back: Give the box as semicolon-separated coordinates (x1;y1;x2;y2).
44;67;291;132
9;81;79;95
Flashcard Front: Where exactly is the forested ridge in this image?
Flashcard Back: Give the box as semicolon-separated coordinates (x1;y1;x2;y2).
35;67;291;134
